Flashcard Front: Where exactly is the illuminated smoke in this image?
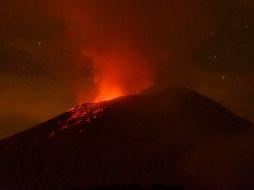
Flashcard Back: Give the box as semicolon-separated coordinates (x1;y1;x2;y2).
46;0;214;103
83;46;153;102
56;1;155;102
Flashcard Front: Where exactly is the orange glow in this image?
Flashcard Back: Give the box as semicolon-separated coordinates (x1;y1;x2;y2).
94;86;123;102
52;2;155;103
83;47;154;102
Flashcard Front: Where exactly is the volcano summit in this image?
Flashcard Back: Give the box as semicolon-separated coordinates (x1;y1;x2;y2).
0;88;254;190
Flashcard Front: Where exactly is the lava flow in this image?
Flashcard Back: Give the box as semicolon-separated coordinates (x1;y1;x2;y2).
49;101;109;138
50;46;155;137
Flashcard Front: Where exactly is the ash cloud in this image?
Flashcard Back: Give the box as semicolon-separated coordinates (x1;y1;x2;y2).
51;0;215;100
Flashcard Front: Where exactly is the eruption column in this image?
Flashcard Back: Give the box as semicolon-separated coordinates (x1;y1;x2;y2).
83;47;154;102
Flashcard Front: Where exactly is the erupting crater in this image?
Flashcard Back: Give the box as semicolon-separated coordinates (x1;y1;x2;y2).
82;47;154;103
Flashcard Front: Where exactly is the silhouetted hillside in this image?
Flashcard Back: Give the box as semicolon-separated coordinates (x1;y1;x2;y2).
0;87;253;190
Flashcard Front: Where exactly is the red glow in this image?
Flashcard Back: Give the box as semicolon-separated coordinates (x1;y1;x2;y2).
83;47;154;102
51;2;155;103
95;86;123;102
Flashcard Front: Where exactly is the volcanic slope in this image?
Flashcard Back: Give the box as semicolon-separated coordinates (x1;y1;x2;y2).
1;87;254;190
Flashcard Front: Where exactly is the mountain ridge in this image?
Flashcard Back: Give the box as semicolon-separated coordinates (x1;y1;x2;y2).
0;87;253;190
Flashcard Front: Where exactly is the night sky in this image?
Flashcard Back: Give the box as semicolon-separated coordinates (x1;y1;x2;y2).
0;0;254;138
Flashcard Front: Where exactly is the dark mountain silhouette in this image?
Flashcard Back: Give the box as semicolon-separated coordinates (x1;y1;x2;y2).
0;87;254;190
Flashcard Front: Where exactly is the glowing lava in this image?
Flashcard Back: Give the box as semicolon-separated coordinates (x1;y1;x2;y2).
49;101;109;138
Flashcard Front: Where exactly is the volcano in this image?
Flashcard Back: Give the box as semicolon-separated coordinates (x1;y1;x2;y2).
1;88;254;190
